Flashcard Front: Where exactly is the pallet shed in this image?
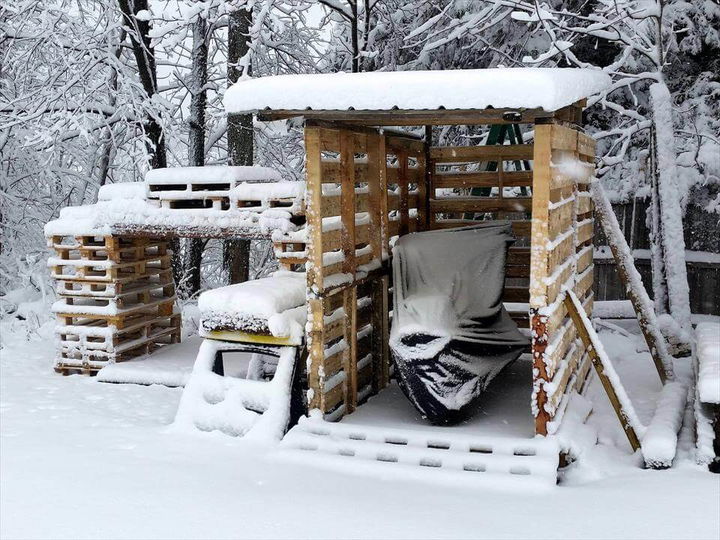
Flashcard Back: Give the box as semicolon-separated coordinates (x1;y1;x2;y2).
225;67;611;437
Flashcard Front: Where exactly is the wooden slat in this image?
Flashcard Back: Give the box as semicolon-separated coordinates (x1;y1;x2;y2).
387;166;423;184
503;285;529;303
258;108;557;126
432;170;532;189
323;223;370;252
429;197;532;214
430;144;534;163
428;219;532;238
386;135;425;155
548;201;574;240
320;160;369;183
396;149;410;235
577;219;594;245
321;191;368;218
367;133;384;262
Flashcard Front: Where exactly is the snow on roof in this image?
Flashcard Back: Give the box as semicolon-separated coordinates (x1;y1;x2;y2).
224;68;611;115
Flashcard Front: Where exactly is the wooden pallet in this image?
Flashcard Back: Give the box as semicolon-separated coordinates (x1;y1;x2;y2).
55;314;181;373
54;298;176;328
49;238;169;264
49;256;172;282
48;233;182;376
55;276;175;299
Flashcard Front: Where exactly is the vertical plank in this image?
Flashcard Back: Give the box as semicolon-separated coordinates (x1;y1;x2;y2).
340;129;357;415
530;124;552;436
416;150;428;231
421;126;432;231
343;287;358;412
305;126;324;293
367;132;386;394
340;130;356;277
398;148;409;236
304;126;325;411
380;274;390;387
378;136;389;258
370;277;384;393
367;133;383;262
307;297;325;411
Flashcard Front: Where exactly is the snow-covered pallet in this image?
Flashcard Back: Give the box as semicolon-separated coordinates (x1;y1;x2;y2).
47;235;169;264
280;417;560;489
144;166;304;213
48;232;180;374
55;313;181;373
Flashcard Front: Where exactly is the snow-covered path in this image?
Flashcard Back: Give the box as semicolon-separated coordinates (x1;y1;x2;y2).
1;323;718;540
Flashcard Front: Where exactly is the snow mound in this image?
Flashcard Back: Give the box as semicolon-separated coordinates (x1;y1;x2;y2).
696;322;720;404
173;341;297;441
641;381;687;469
98;182;146;201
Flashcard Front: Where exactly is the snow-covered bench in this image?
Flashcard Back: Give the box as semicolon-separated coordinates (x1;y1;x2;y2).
199;271;307;346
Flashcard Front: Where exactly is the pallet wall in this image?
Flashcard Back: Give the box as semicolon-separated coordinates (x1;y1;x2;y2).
529;124;596;436
304;124;424;419
426;141;534;325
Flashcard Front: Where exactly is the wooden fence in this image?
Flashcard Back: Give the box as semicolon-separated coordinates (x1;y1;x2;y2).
594;199;720;315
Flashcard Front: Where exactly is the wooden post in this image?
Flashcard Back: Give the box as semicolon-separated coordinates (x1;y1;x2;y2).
530;124;553;436
564;292;642;451
304;126;325;410
592;181;673;383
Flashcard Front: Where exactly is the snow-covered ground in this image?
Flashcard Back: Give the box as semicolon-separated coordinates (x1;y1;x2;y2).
1;306;718;540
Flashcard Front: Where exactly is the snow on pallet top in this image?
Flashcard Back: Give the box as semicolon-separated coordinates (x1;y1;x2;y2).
224;68;611;115
44;182;301;238
145;165;282;184
199;271;306;319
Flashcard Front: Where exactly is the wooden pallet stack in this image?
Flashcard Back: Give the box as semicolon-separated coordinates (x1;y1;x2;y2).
47;234;181;374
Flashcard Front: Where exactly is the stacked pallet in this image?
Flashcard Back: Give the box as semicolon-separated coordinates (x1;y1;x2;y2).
47;234;181;374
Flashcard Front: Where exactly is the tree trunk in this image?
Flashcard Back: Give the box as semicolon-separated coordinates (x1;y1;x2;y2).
648;125;669;314
180;9;209;298
116;0;166;169
350;2;359;72
224;5;252;284
649;82;692;334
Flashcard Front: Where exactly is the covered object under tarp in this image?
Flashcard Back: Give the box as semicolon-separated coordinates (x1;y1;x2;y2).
390;222;529;424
